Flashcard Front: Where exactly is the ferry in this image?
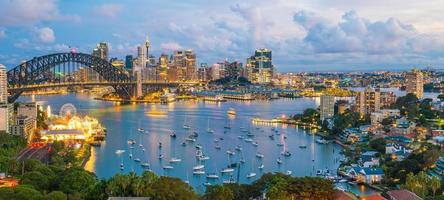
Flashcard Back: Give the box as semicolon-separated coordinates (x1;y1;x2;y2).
193;165;205;170
221;168;235;173
227;108;236;115
246;172;256;178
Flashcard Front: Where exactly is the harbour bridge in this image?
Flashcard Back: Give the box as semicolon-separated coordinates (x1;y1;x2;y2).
7;52;196;103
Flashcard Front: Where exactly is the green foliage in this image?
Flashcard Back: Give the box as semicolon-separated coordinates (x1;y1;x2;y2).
45;191;68;200
0;185;43;200
0;134;26;174
331;110;363;136
20;171;50;191
293;108;320;125
369;138;386;154
203;185;235;200
59;167;96;196
150;176;199;200
403;171;430;198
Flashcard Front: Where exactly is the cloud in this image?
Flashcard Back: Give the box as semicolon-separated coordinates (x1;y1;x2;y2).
160;42;183;52
293;10;443;56
37;27;56;43
0;28;5;39
93;4;123;18
0;0;60;26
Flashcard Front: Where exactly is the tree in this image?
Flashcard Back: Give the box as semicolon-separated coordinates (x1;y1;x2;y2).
59;168;97;197
431;176;441;197
369;138;386;154
203;185;235;200
45;191;68;200
150;177;198;200
11;185;43;200
20;171;50;191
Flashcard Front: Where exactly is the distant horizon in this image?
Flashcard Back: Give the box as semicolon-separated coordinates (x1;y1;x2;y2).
1;1;444;71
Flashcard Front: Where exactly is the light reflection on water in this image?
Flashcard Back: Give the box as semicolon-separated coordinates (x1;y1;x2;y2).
20;93;344;193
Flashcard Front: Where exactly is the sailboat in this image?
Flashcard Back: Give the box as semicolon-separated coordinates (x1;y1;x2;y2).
258;164;264;170
169;157;182;163
183;117;191;129
246;158;257;178
193;165;205;170
221;168;234;173
207;119;214;133
223;119;232;129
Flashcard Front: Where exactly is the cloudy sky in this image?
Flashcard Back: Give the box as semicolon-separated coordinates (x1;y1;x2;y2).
0;0;444;71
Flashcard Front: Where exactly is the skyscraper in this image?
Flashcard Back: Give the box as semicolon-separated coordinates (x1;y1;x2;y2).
356;87;381;116
246;48;274;84
125;55;133;71
158;54;169;81
320;94;335;121
225;61;243;80
0;64;7;104
91;42;109;81
405;68;424;98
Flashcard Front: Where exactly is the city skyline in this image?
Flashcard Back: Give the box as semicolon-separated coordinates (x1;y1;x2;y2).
0;0;444;71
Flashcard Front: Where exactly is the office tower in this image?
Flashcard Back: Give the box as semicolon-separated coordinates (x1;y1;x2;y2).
405;68;424;98
125;55;133;71
198;63;210;82
210;63;223;80
246;48;274;84
320;94;335;121
356;87;381;116
0;64;7;104
90;42;109;81
158;54;169;81
171;50;197;81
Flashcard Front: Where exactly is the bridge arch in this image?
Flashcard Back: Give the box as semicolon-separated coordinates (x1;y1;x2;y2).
7;52;133;102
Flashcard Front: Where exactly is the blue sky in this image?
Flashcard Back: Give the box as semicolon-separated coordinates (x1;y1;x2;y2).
0;0;444;72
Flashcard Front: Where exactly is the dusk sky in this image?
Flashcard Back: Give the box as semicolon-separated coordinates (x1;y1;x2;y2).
0;0;444;71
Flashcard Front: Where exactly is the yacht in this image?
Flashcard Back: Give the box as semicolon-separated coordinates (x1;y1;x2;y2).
252;141;259;146
183;124;191;129
277;142;284;146
223;179;236;184
170;131;177;138
255;153;265;158
235;145;243;151
198;155;210;161
286;170;292;175
206;173;219;179
115;150;125;155
134;158;141;162
169;158;182;163
120;166;124;171
221;168;235;173
185;137;196;142
193;170;205;175
138;128;144;132
193;165;205;170
281;151;292;157
141;163;150;168
158;154;164;159
163;165;174;170
129;153;133;159
226;150;235;156
244;138;253;143
195;144;203;149
299;145;307;149
277;157;283;164
215;145;221;150
127;139;136;145
258;164;264;169
237;136;244;139
316;138;329;144
246;172;257;178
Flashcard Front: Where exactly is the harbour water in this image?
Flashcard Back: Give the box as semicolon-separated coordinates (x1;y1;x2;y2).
21;93;344;193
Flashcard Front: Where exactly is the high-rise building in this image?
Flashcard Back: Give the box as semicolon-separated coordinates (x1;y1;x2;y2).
225;61;243;80
320;94;335;121
171;50;197;81
125;55;133;71
405;68;424;98
0;64;8;104
0;104;13;133
356;87;381;116
245;48;274;84
158;54;169;81
198;63;210;82
90;42;109;82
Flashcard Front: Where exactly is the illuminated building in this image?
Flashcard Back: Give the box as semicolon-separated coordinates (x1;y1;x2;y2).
0;64;7;104
405;68;424;98
10;115;35;138
110;58;125;68
0;104;12;133
125;55;133;71
171;50;197;81
356;87;381;116
320;94;335;121
158;54;169;81
198;63;210;82
225;61;243;80
17;102;37;127
90;42;109;82
246;48;274;84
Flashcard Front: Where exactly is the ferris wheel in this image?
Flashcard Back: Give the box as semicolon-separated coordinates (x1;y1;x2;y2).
59;103;77;118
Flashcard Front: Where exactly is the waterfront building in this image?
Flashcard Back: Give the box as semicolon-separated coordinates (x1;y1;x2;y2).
0;104;13;133
356;87;381;116
210;63;225;80
245;48;274;84
10;115;35;138
0;64;7;104
405;68;424;98
320;94;335;121
197;63;210;82
158;54;169;81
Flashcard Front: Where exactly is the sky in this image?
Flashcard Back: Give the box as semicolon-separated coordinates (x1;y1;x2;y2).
0;0;444;72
